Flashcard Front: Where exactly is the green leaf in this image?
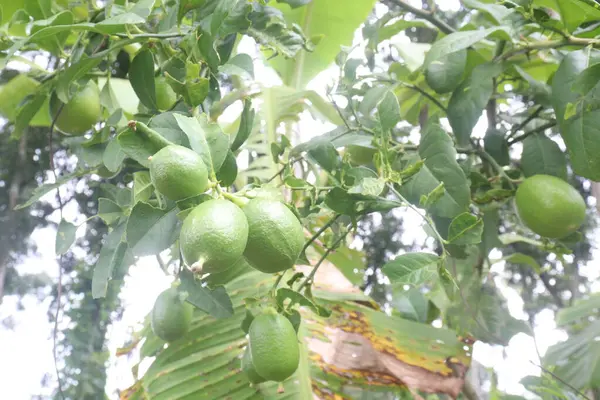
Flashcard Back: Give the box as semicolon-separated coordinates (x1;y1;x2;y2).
24;0;51;20
463;0;513;23
447;213;483;245
557;294;600;326
98;198;123;226
391;287;430;323
15;169;90;209
218;53;254;80
132;171;153;204
56;56;103;103
400;124;470;218
92;224;133;299
551;50;600;180
30;11;73;55
269;0;377;88
382;252;440;286
147;112;190;145
534;0;600;32
483;129;509;166
378;90;401;131
307;142;339;172
448;62;503;147
12;90;48;139
324;187;400;216
215;150;238;187
198;114;230;173
55;220;77;255
230;99;255;151
348;177;385;197
129;50;157;110
276;288;330;317
447;284;527;345
117;122;173;168
291;127;373;155
425;49;467;94
102;139;126;173
393;41;430;72
544;319;600;389
521;133;567;180
126;202;181;256
424;27;510;68
0;74;51;127
503;253;542;274
419;182;446;209
179;269;233;319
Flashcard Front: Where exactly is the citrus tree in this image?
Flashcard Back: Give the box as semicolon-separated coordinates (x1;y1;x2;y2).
2;0;600;398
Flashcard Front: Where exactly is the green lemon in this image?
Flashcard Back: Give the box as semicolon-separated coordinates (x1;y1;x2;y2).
180;199;249;273
345;145;376;166
241;345;266;384
149;145;209;201
249;308;299;382
243;199;304;274
155;76;177;111
151;287;194;342
51;80;101;135
515;174;586;239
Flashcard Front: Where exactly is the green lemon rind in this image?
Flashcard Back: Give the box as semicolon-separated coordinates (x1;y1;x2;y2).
155;76;177;111
180;199;249;274
151;287;194;342
249;309;299;382
515;174;586;239
241;345;266;384
243;199;304;274
149;145;209;201
51;80;101;135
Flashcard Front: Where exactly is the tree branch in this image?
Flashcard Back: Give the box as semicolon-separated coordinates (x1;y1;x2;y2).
508;120;556;145
498;36;600;61
508;105;544;139
387;0;455;34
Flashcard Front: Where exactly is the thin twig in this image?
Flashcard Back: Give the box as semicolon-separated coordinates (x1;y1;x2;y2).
387;0;455;34
497;36;600;62
507;105;544;139
387;183;447;253
49;102;66;400
401;83;447;113
476;149;516;190
298;231;349;292
530;361;591;400
300;214;341;256
508;120;557;145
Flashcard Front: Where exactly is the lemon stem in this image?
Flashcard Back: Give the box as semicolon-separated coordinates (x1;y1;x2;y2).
222;191;249;207
298;230;348;293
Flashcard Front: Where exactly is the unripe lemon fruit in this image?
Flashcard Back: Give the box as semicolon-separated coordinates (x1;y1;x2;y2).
249;308;299;382
345;145;376;166
515;174;586;239
155;76;177;111
241;345;266;384
51;80;101;135
151;287;194;342
180;199;249;274
243;199;304;273
149;145;209;201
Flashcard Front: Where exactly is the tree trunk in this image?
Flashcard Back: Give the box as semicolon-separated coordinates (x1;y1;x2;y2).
0;130;28;302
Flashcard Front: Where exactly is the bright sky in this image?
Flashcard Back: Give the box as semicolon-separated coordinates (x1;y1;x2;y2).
1;1;597;398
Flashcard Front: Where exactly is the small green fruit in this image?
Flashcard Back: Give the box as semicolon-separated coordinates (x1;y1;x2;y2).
180;199;249;273
243;199;304;273
345;145;376;166
515;174;586;239
151;287;194;342
51;80;101;135
149;145;209;201
241;345;266;384
249;308;299;382
155;76;177;111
